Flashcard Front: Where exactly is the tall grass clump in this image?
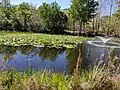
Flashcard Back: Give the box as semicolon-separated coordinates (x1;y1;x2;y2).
0;60;120;90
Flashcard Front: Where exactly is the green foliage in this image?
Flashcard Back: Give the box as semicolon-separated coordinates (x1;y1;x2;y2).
11;2;41;32
1;0;11;8
38;2;68;34
0;0;99;35
0;0;13;30
1;0;120;36
99;8;120;37
0;62;120;90
0;1;41;32
68;0;98;31
0;31;91;48
0;1;68;34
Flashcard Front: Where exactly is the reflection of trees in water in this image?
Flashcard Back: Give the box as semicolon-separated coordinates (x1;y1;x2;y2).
38;47;66;61
0;45;35;68
66;44;81;73
0;45;67;71
0;45;86;73
0;45;35;58
66;44;84;73
0;45;66;63
0;45;17;68
17;46;66;61
0;45;16;56
0;44;84;73
17;45;35;55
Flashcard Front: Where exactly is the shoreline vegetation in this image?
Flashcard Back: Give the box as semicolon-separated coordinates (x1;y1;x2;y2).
0;31;91;48
0;64;120;90
0;0;120;89
0;31;120;90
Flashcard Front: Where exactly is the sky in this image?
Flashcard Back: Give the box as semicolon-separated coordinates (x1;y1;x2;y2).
11;0;71;9
9;0;117;15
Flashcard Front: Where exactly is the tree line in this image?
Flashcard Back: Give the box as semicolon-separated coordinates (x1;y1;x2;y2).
0;0;98;34
68;0;120;37
0;0;68;33
1;0;120;36
97;0;120;37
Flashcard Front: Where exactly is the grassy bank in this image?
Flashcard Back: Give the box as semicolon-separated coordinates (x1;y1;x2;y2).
0;65;120;90
0;31;91;48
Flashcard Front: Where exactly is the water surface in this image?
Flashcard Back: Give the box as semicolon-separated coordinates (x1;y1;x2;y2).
0;45;78;73
1;43;120;73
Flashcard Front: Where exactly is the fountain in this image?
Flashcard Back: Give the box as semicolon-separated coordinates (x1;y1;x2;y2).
87;36;120;48
96;36;113;43
82;36;120;70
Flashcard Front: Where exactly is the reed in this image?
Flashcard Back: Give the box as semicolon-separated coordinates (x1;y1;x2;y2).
0;58;119;90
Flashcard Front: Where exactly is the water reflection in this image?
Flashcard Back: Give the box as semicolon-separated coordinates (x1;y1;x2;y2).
0;45;70;72
82;42;120;71
0;44;88;73
0;44;120;73
38;47;66;61
66;46;80;73
1;54;16;70
67;43;120;72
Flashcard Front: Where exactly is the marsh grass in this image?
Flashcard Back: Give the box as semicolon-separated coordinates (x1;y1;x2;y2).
0;57;120;90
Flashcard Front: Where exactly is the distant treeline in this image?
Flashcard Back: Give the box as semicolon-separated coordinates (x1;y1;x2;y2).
0;0;99;34
0;0;68;34
1;0;120;36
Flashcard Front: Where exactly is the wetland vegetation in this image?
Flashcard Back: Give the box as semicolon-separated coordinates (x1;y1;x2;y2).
0;0;120;90
0;31;91;48
0;61;120;90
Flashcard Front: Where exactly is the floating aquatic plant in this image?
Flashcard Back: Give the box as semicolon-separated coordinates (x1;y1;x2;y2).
0;31;91;48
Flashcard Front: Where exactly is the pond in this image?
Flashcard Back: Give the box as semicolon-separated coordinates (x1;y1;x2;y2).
83;40;120;71
0;42;120;73
0;45;80;73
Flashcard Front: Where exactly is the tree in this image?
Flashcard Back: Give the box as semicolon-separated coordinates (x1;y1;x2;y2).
0;0;11;8
69;0;98;34
18;2;33;31
109;7;120;36
38;2;68;34
96;0;118;35
11;3;41;32
99;7;120;37
0;0;15;30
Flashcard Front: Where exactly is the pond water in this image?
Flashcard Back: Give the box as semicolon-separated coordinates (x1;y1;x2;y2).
0;42;120;73
83;40;120;70
0;45;79;73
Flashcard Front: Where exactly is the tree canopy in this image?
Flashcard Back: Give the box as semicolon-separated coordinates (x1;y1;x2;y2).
38;2;68;34
69;0;98;32
0;0;68;34
1;0;120;37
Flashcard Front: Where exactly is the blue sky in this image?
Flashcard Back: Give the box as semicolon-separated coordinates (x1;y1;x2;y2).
10;0;117;15
11;0;71;9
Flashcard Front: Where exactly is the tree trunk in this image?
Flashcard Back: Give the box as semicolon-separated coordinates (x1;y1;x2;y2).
79;21;82;36
93;18;95;34
24;14;27;31
73;20;76;33
95;17;99;35
83;22;86;35
107;0;114;35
